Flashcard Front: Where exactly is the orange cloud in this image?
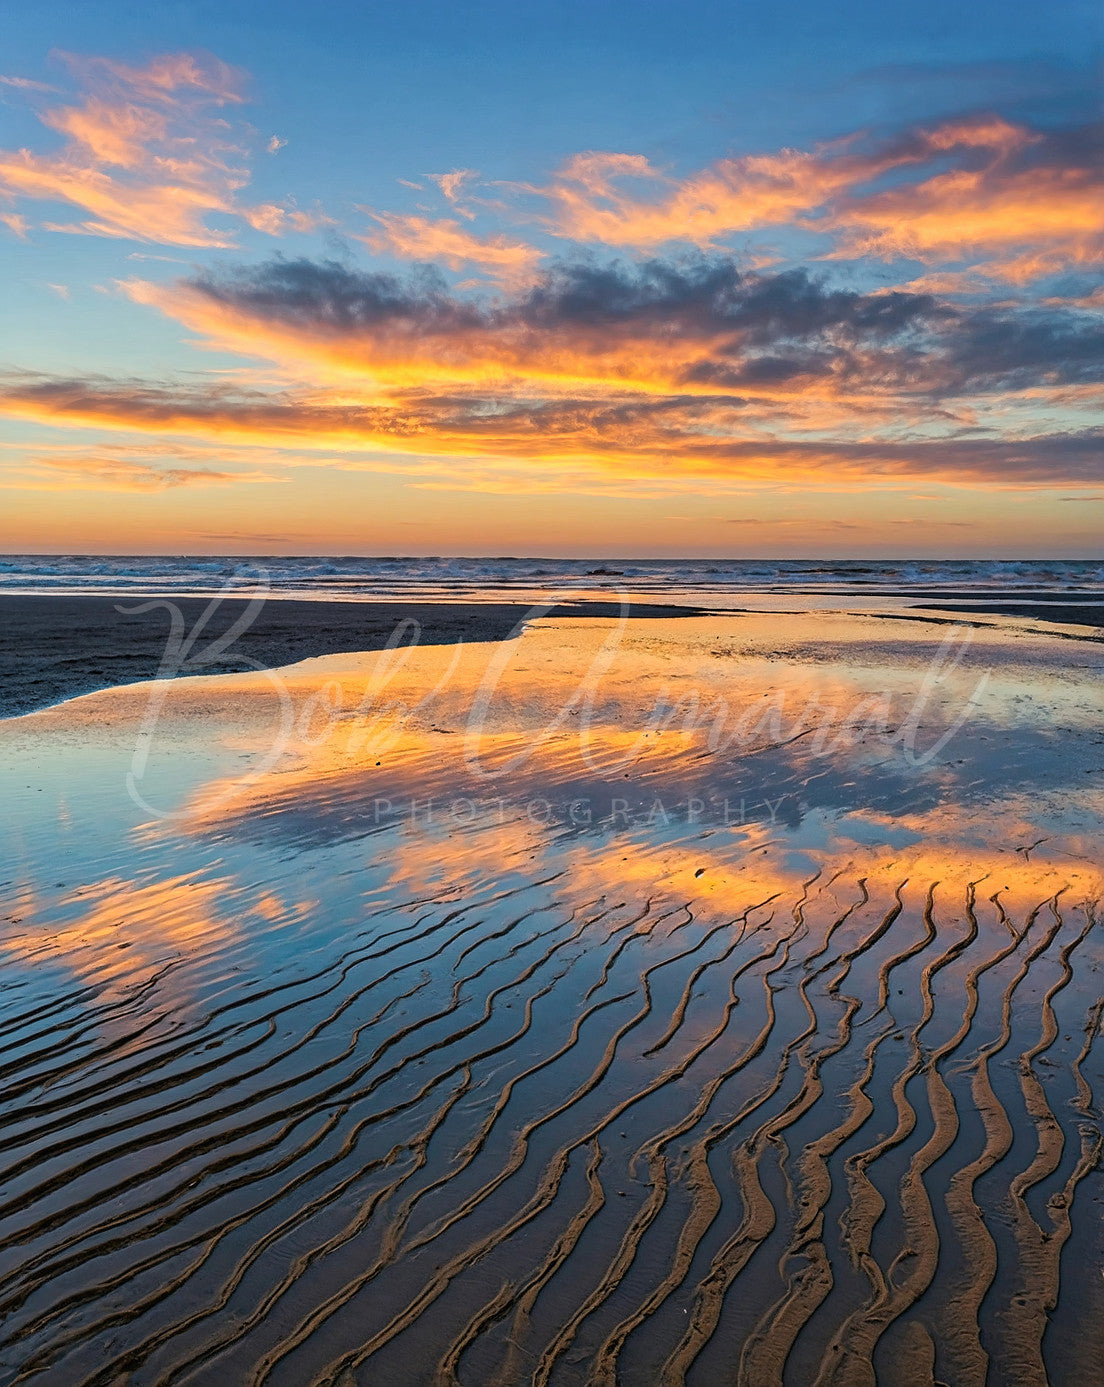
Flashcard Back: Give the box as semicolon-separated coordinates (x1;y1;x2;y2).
0;211;29;237
242;203;332;235
5;448;281;492
58;50;245;104
541;148;853;248
431;168;478;208
358;212;542;283
536;116;1103;283
1;236;1099;495
0;51;247;245
0;50;329;247
1;373;1099;491
827;164;1103;276
117;250;1104;432
2;67;1101;515
120;257;952;406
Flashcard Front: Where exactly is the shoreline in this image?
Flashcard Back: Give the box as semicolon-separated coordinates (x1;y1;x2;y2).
3;589;1102;720
0;593;710;720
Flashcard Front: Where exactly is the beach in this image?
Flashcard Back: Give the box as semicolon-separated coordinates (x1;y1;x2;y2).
1;597;1101;1385
0;595;709;720
2;556;1101;718
4;0;1102;1377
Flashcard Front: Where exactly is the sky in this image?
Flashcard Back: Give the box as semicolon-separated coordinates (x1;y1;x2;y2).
0;0;1101;557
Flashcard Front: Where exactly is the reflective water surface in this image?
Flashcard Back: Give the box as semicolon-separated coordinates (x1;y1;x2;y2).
1;610;1101;1385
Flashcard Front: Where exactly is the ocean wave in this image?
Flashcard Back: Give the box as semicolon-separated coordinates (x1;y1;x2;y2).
0;554;1102;604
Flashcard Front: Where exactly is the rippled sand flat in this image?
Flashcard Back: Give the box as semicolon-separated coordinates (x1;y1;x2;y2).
1;610;1101;1385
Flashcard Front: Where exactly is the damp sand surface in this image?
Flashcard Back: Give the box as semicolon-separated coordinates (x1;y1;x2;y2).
0;608;1102;1386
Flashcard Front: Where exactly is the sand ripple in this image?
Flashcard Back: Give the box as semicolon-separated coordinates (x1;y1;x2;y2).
0;869;1099;1385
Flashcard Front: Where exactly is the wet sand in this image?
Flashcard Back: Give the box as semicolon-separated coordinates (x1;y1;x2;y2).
2;589;1100;721
913;599;1104;628
0;593;709;719
0;609;1101;1385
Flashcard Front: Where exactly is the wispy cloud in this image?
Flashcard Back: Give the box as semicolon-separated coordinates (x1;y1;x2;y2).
357;211;541;283
0;50;324;246
431;168;478;210
533;115;1104;282
0;211;29;237
9;449;281;492
0;51;247;245
0;74;59;94
824;120;1104;279
241;202;331;235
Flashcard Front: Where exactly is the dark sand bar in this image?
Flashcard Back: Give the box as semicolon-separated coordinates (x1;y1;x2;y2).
0;594;707;719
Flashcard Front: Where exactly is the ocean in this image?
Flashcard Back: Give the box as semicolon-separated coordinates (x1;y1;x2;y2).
1;554;1103;605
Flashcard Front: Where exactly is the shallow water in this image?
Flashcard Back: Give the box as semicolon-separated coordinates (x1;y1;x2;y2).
0;611;1101;1385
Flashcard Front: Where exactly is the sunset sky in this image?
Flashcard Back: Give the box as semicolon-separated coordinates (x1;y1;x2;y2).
1;0;1101;556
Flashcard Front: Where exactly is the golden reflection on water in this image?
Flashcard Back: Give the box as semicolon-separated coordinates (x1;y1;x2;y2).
4;609;1101;1013
0;610;1101;1386
0;872;318;1013
146;611;1104;912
